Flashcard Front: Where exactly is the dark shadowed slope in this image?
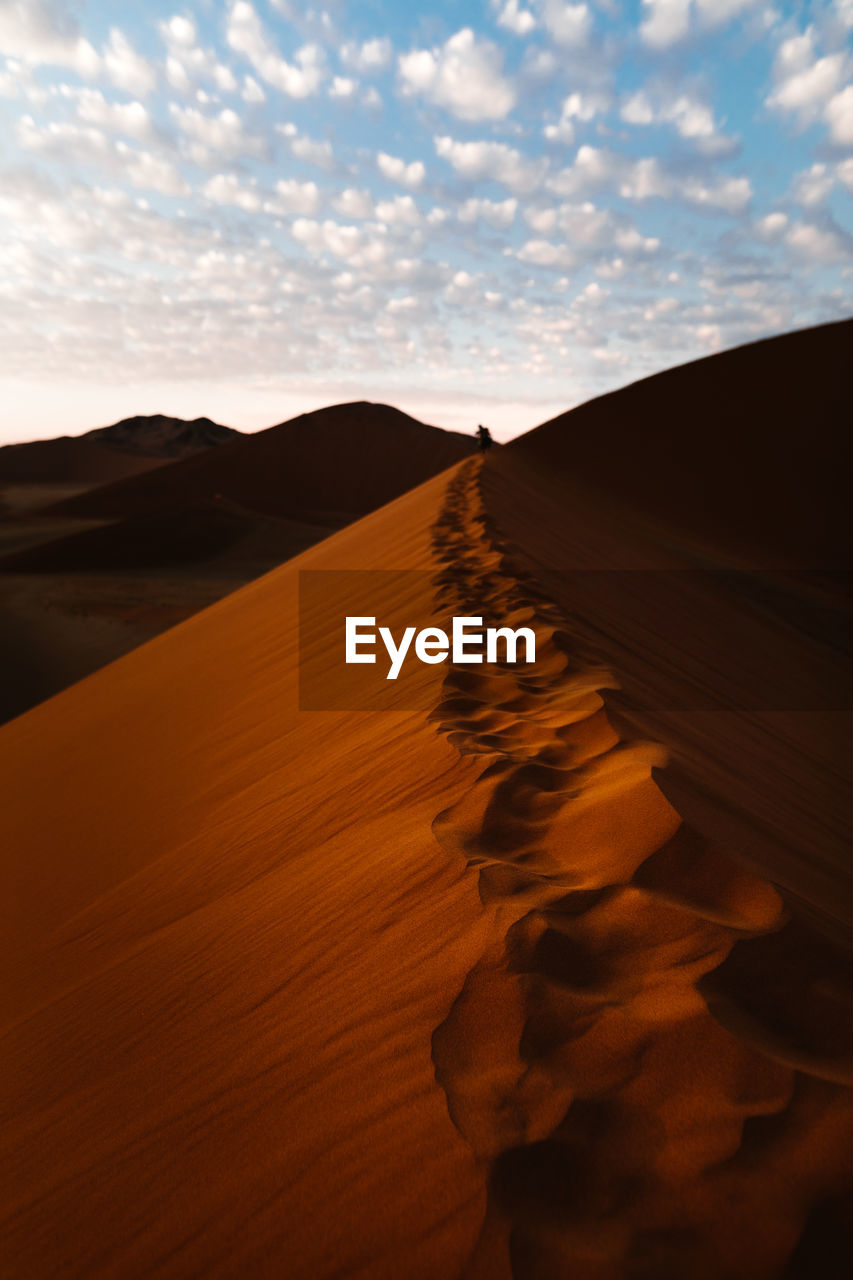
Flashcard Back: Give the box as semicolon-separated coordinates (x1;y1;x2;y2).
480;318;851;936
0;500;335;573
501;317;851;569
0;436;166;486
45;401;478;523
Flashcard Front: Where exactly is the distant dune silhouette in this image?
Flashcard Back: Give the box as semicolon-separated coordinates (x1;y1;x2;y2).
0;413;240;486
43;401;479;525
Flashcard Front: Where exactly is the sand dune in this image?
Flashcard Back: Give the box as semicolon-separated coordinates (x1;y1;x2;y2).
44;401;478;523
0;324;850;1278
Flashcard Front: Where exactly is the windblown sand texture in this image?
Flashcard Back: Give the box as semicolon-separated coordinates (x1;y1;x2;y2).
0;323;850;1278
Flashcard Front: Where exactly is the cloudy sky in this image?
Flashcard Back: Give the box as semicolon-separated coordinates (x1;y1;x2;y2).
0;0;851;442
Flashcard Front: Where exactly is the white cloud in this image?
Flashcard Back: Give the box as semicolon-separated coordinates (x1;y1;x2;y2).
0;1;99;76
639;0;691;48
517;238;576;267
494;1;536;36
675;173;752;212
548;145;621;196
538;2;592;48
276;124;336;171
639;0;762;48
227;2;325;98
621;91;655;126
754;211;788;240
70;88;153;141
119;145;188;196
203;172;262;212
398;28;515;121
435;135;547;193
792;163;836;206
268;177;320;215
826;84;853;144
544;91;604;142
330;75;357;99
766;26;852;144
375;194;422;227
786;220;850;261
340;37;391;73
164;16;196;47
171;105;267;163
377;152;425;189
549;145;751;212
333;188;375;219
161;16;239;97
458;197;518;228
17;114;189;196
103;28;155;97
242;75;265;102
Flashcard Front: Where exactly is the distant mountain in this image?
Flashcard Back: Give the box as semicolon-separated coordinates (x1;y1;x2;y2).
82;414;241;459
43;402;479;524
0;414;241;487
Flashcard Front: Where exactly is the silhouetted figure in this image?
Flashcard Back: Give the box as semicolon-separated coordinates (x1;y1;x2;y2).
477;424;493;452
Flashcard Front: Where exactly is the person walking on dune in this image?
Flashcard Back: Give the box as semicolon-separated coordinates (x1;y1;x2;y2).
477;424;493;452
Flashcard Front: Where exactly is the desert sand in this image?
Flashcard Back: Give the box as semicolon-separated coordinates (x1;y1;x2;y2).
0;323;850;1278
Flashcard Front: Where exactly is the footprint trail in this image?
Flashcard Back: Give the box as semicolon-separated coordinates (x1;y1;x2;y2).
428;458;853;1280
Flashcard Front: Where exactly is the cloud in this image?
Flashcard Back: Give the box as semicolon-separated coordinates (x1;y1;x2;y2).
640;0;761;48
203;172;262;212
549;145;751;211
340;37;391;73
544;91;605;143
227;2;325;98
103;28;155;97
286;129;336;171
520;200;660;265
17;115;189;196
171;104;268;164
68;88;153;141
398;28;515;121
791;163;836;206
332;188;375;218
160;14;239;95
493;1;536;36
825;84;853;143
329;75;357;99
517;238;576;268
765;25;852;143
458;196;518;228
537;2;592;48
786;219;852;261
0;0;99;76
620;87;735;154
639;0;691;48
375;194;422;227
754;211;788;240
377;152;425;189
435;135;547;193
269;177;321;215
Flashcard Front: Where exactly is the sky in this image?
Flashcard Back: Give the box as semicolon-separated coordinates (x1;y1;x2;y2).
0;0;851;443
